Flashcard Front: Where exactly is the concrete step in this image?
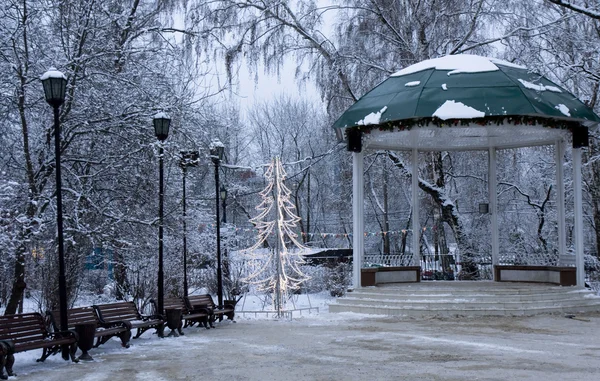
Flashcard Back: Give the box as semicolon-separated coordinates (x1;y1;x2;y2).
328;302;600;317
352;283;578;295
329;282;600;317
334;296;600;309
346;290;593;303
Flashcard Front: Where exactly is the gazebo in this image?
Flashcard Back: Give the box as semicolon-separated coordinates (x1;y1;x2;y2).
332;54;600;289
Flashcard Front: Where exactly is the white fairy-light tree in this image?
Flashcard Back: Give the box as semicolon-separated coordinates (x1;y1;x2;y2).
242;157;310;316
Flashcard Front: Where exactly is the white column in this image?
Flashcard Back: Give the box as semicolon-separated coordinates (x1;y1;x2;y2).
412;149;420;266
489;147;499;279
573;147;585;287
352;151;364;288
555;140;567;259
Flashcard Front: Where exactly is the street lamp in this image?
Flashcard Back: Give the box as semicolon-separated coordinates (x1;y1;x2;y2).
209;139;225;308
180;151;199;298
41;68;69;360
153;112;170;330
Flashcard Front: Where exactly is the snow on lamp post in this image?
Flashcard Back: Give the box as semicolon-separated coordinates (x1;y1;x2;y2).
180;150;199;298
210;139;225;308
41;67;69;360
153;112;170;329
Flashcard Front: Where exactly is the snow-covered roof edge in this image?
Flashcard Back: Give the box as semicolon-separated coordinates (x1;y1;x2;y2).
391;54;526;77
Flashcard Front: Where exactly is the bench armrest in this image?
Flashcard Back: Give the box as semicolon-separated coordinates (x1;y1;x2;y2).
49;328;79;342
188;305;212;315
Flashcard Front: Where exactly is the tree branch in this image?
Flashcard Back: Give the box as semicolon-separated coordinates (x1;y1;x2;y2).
548;0;600;19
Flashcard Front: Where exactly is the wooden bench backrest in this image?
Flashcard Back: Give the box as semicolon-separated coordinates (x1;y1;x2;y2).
185;294;216;310
161;297;189;314
48;307;99;330
0;313;48;344
94;301;141;323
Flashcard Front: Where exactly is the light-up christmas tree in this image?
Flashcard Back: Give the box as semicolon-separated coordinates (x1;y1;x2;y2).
242;157;310;317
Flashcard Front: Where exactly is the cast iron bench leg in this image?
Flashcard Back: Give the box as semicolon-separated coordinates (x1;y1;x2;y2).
0;354;6;380
4;354;14;378
119;330;132;348
37;347;52;362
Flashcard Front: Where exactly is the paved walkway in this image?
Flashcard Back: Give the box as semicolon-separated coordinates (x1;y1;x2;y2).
14;310;600;381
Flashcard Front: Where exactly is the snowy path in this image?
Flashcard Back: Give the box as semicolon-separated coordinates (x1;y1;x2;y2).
9;312;600;380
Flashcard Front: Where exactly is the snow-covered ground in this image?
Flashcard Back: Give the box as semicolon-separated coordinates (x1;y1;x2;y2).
3;293;600;381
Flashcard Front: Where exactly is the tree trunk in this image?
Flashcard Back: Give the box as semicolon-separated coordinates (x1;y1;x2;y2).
113;249;129;300
5;1;36;314
383;167;390;257
4;249;26;315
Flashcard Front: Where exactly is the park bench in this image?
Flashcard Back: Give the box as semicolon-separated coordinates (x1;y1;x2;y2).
0;313;78;379
47;306;131;348
185;294;235;327
152;297;212;333
93;301;163;340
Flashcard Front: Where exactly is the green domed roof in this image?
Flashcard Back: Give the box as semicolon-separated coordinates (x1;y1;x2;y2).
333;55;599;151
334;55;599;129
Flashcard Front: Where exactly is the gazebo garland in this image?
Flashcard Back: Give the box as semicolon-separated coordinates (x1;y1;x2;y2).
345;115;585;138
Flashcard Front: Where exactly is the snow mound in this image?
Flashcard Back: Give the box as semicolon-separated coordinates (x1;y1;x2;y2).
357;106;388;126
555;104;571;116
433;100;485;120
40;67;66;80
391;54;524;77
518;79;562;93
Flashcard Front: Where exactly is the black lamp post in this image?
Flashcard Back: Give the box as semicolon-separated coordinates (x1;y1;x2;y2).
209;139;225;308
153;112;171;328
220;184;230;289
180;151;199;298
220;185;227;224
41;68;69;360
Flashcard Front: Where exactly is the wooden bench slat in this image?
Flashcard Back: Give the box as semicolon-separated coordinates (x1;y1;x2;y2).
1;324;44;332
95;327;127;336
2;333;46;343
15;336;74;350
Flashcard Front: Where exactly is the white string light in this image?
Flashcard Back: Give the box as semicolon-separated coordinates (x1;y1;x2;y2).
241;157;310;316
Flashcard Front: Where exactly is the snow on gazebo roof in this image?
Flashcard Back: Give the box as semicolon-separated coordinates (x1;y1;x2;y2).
332;54;600;151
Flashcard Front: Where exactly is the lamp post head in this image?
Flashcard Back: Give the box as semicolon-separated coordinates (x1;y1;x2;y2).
153;112;171;141
41;68;67;107
209;139;225;164
220;184;227;201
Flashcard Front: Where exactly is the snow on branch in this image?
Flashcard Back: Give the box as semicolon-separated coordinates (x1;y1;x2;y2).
456;13;573;54
548;0;600;19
